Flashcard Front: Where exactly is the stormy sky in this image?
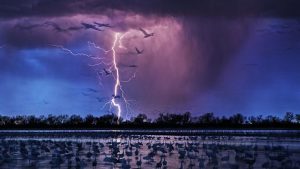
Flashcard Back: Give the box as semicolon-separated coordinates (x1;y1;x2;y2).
1;0;300;118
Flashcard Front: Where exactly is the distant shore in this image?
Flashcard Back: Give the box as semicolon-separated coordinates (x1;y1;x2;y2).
1;129;300;137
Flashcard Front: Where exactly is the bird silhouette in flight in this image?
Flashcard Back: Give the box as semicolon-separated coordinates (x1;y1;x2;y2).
139;28;154;38
135;47;144;55
93;22;112;28
103;68;111;76
81;22;103;31
112;94;121;99
128;65;138;68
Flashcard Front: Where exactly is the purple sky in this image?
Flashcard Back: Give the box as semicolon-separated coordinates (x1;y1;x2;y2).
1;0;300;118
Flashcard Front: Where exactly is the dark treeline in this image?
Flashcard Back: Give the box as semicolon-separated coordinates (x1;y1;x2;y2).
0;112;300;129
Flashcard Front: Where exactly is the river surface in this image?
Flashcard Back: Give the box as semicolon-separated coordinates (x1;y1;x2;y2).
0;130;299;169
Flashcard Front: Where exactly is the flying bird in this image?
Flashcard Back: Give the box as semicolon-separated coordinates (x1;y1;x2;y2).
103;68;111;76
139;28;154;38
112;95;121;99
87;88;98;93
45;21;84;33
128;65;138;68
44;21;71;33
81;22;103;31
118;63;138;68
135;47;144;55
93;22;112;28
67;26;84;31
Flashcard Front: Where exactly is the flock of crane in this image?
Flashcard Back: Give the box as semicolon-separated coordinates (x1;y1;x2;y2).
0;134;299;169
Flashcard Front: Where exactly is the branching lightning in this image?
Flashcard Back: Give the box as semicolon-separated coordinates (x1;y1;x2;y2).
111;33;122;120
51;32;136;121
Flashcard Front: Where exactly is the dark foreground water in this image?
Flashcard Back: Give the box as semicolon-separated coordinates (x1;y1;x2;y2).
0;130;299;169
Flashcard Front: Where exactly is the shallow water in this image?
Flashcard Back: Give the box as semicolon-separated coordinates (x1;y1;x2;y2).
0;130;299;169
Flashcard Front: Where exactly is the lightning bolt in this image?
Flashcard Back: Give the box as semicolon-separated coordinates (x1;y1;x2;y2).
111;33;122;120
52;31;136;122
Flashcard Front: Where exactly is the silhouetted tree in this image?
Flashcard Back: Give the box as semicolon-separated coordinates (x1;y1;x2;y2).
0;116;11;126
56;115;69;125
156;113;169;124
26;115;41;127
0;112;299;129
46;114;56;126
230;113;245;125
284;112;294;123
198;112;216;124
220;116;230;125
15;116;26;125
182;112;191;125
68;115;83;125
133;114;149;124
296;114;300;123
97;114;120;126
263;115;281;125
85;114;97;126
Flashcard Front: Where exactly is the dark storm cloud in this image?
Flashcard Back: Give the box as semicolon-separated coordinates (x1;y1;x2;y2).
0;0;300;18
1;0;299;116
0;0;261;112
